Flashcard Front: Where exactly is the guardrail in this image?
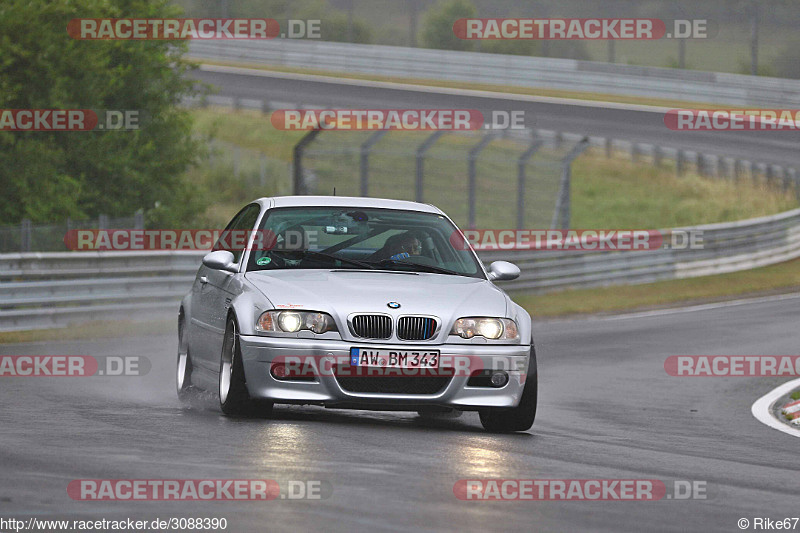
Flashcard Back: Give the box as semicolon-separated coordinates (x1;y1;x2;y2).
188;39;800;107
480;207;800;292
0;251;203;331
1;207;799;331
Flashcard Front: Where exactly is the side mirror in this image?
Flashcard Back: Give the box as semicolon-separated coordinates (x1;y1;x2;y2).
202;250;238;273
487;261;520;281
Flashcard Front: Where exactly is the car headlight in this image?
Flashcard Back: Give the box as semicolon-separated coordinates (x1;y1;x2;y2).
256;310;338;334
450;317;519;340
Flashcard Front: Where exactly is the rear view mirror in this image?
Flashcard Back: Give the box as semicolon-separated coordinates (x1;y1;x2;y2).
487;261;520;281
202;250;238;273
324;225;350;235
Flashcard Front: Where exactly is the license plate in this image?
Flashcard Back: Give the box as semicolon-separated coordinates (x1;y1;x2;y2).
350;348;440;369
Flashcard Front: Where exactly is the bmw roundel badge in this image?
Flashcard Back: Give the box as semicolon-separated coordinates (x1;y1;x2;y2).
387;302;401;309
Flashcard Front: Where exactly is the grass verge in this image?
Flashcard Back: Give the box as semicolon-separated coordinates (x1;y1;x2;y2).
0;319;175;345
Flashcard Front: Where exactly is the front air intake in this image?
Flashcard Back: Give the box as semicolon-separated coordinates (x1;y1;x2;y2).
397;316;438;341
350;314;392;339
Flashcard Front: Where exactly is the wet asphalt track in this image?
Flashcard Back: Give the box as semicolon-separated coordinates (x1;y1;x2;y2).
1;295;799;532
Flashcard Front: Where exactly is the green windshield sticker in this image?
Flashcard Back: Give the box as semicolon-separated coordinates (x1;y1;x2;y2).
256;257;272;266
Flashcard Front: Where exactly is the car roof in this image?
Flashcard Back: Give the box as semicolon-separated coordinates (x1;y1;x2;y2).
255;196;443;215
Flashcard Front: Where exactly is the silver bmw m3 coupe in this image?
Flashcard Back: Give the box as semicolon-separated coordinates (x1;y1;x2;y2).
177;196;537;432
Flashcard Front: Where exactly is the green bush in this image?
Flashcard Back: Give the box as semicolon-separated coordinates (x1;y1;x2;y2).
420;0;477;51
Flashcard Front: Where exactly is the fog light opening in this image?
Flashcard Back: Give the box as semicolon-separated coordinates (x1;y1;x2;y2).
271;363;287;379
490;371;508;388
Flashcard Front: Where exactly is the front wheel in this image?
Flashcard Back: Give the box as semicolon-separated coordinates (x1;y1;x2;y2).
479;347;537;432
176;316;196;402
219;317;271;416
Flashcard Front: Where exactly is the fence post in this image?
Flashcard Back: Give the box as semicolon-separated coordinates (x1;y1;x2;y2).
697;153;705;176
467;133;495;229
780;166;790;192
134;210;144;230
261;100;271;115
676;149;685;177
653;145;662;167
551;137;589;229
292;129;322;195
98;214;108;230
517;138;544;230
604;137;613;158
791;168;800;202
722;158;732;180
359;130;388;197
20;218;32;252
630;142;638;163
415;131;445;203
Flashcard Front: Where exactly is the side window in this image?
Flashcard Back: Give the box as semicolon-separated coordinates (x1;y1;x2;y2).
213;204;261;263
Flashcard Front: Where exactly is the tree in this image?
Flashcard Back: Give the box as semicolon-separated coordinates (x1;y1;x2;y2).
0;0;202;224
420;0;476;51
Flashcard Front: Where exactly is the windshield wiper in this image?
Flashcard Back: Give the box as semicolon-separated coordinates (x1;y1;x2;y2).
369;259;461;276
273;250;376;270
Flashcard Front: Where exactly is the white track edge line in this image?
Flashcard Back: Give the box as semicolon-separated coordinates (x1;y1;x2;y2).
751;377;800;438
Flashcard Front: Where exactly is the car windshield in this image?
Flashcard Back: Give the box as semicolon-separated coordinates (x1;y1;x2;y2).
246;206;483;278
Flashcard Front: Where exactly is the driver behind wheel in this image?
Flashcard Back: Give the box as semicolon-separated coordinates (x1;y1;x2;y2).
388;233;422;261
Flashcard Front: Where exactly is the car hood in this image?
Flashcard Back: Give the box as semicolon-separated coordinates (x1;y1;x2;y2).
245;269;509;335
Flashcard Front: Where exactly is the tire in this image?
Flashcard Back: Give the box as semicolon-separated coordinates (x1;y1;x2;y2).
219;316;272;416
479;346;538;433
176;315;197;402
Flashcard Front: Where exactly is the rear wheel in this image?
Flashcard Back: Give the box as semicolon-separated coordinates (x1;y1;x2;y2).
479;346;538;433
219;317;272;416
176;316;196;401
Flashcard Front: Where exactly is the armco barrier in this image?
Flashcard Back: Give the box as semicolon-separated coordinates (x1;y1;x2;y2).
1;208;799;331
187;39;800;108
0;251;203;331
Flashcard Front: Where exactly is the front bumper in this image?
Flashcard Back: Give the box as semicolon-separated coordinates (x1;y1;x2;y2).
239;335;532;410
